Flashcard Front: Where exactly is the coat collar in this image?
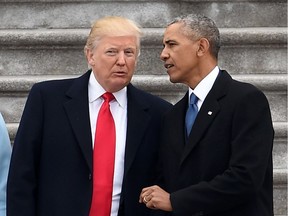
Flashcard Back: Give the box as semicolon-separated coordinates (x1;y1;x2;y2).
62;71;152;174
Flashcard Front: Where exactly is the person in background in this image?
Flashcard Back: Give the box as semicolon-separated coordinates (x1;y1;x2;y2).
0;112;11;216
140;14;274;216
7;16;171;216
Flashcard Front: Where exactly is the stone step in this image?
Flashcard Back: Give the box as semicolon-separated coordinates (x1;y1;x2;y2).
273;168;288;215
0;28;286;76
0;0;286;214
0;0;286;29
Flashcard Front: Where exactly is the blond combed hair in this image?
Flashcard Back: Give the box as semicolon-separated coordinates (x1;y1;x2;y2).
84;16;142;55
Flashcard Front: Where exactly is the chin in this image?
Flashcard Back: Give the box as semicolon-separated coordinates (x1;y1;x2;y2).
111;80;130;92
169;76;179;84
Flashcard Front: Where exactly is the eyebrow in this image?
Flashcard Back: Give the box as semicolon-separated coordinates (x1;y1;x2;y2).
163;39;178;46
105;45;136;50
164;39;173;44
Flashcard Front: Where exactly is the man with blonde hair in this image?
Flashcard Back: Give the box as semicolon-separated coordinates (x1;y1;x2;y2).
7;16;171;216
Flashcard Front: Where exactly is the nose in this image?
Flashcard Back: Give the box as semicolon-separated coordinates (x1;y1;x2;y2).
160;47;169;61
116;52;126;66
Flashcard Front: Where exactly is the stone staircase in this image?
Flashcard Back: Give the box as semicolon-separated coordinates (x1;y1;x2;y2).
0;0;287;215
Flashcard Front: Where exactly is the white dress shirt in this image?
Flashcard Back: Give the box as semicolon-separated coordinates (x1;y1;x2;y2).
188;66;220;110
88;72;127;216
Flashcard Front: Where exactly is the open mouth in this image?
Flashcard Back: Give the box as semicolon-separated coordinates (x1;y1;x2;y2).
164;64;174;69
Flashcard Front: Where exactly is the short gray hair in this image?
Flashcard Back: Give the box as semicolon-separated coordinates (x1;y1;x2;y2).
168;14;220;59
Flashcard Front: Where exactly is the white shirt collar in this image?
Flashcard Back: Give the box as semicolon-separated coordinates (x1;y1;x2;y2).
88;71;127;109
189;66;219;103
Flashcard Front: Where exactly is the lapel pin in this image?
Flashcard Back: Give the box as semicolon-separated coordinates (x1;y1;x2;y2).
208;111;213;115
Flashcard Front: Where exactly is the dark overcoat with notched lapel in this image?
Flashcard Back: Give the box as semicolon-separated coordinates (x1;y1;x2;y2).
158;70;274;216
7;70;172;216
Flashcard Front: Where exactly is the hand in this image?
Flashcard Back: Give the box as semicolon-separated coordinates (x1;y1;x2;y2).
139;185;172;211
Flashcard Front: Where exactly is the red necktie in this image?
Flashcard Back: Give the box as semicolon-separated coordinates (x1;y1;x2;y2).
89;92;116;216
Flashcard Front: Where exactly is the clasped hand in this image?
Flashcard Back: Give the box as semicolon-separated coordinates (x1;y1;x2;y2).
139;185;173;211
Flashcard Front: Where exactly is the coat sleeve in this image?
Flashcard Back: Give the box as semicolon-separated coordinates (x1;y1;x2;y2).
7;84;44;216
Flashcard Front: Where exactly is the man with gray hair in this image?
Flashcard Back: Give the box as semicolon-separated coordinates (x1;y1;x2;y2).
140;14;274;216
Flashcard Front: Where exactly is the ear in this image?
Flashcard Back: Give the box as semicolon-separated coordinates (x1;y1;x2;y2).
196;38;210;57
85;48;95;66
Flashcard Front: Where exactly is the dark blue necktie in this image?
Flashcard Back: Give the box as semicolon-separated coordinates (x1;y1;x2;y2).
185;93;199;136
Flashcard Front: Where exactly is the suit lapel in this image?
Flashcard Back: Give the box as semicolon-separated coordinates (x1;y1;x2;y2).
124;84;151;176
63;71;93;172
168;93;189;155
180;70;232;165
